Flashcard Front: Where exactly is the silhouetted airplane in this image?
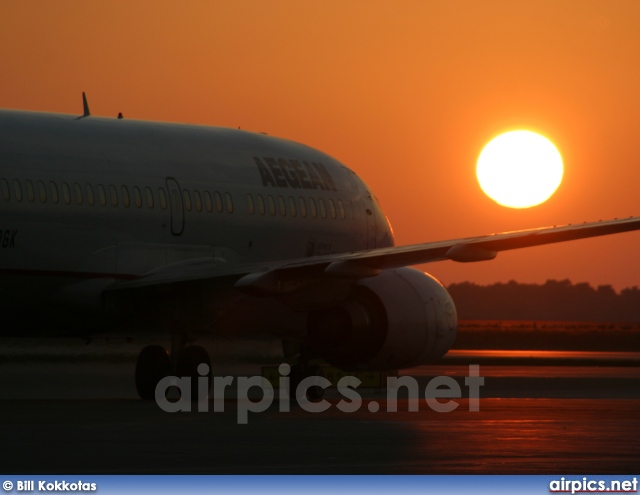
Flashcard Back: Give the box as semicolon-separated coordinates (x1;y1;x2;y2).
2;102;639;399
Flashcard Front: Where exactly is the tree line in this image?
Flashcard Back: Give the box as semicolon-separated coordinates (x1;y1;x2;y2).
447;279;640;322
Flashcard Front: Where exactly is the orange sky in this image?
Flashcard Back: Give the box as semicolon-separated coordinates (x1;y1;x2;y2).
2;1;640;290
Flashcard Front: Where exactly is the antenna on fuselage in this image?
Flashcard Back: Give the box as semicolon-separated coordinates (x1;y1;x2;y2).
81;92;91;117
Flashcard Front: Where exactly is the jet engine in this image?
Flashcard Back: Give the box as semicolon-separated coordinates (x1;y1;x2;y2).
307;267;457;370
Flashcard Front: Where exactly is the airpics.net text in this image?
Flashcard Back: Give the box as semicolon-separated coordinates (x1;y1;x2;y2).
155;364;484;424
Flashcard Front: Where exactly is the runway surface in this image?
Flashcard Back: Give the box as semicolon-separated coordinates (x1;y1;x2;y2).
1;347;639;474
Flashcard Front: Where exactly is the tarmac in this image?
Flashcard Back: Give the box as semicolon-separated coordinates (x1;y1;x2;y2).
1;347;639;474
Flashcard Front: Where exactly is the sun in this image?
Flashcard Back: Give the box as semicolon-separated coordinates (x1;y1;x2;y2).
476;130;564;208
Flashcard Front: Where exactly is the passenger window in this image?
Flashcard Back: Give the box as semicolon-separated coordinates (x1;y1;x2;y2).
183;189;192;211
38;181;47;202
267;195;276;216
121;186;130;207
299;197;307;217
26;180;35;202
145;187;154;208
86;184;95;205
194;190;202;212
337;199;346;220
309;198;317;218
214;192;223;213
1;179;9;201
62;182;71;204
257;194;265;215
288;196;297;217
319;198;327;218
14;180;23;202
158;188;167;209
109;185;118;207
74;183;83;205
328;199;337;219
278;195;286;216
247;194;255;215
98;185;107;206
204;191;213;212
225;192;233;213
50;182;59;204
133;186;142;208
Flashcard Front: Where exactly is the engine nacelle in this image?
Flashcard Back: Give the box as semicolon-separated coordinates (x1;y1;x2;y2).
307;267;457;370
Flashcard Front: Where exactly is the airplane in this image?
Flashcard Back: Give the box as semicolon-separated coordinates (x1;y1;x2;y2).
2;97;640;400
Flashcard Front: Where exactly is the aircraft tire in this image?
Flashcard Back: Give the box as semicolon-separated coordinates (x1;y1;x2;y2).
291;364;325;404
135;345;171;400
175;345;212;402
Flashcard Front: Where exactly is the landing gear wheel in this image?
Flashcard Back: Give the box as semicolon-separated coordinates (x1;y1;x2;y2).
291;364;325;403
135;345;171;400
176;345;212;402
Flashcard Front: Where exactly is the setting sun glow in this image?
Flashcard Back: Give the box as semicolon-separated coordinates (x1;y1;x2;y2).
476;131;564;208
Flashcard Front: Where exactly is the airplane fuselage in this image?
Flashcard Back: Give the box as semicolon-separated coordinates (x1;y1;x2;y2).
0;110;393;334
5;106;640;392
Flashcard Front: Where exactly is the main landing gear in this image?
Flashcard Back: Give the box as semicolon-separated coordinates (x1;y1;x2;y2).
134;332;212;401
134;333;322;404
134;345;171;400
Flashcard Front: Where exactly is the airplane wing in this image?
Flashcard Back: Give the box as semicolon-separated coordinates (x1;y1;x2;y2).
105;216;640;298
